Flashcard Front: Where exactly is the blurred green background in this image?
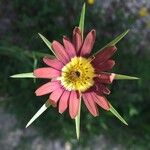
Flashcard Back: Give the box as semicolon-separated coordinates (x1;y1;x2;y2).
0;0;150;149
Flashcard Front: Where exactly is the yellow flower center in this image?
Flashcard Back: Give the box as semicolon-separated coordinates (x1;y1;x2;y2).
59;57;95;92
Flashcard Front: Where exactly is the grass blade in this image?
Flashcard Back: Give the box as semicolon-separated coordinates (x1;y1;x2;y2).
33;53;38;82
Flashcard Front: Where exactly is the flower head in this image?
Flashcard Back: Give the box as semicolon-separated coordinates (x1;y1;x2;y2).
139;7;149;17
87;0;95;5
11;4;139;139
34;27;117;118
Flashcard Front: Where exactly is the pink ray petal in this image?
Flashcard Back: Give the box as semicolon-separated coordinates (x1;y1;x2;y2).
43;57;64;70
51;40;70;64
49;87;64;103
73;27;82;53
59;90;70;114
97;72;115;84
48;99;57;107
82;92;99;117
34;67;61;79
80;30;96;56
69;91;80;119
92;92;110;110
93;46;117;64
95;60;115;72
63;36;76;59
35;81;61;96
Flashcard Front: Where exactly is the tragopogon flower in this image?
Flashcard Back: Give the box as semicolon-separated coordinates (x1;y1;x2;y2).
34;27;117;118
11;3;139;139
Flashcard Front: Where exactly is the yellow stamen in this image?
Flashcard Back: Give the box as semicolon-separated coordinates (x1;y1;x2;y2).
60;57;95;92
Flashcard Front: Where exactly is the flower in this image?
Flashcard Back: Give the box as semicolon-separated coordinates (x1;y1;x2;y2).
87;0;95;5
34;27;117;119
139;7;149;17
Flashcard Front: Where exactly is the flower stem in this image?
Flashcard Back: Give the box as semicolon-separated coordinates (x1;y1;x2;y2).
75;94;82;140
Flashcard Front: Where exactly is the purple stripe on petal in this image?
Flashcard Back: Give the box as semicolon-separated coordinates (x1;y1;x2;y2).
35;81;61;96
80;30;96;56
69;91;80;119
43;57;64;70
94;81;111;95
82;92;99;117
34;67;61;79
63;36;76;59
51;40;70;64
98;84;110;95
59;90;70;114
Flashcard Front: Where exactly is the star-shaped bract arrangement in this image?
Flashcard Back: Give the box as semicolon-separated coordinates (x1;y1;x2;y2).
11;4;139;139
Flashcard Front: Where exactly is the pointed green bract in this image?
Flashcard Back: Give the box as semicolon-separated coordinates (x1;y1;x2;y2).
74;3;86;139
38;33;56;56
75;97;81;140
106;29;129;47
10;72;35;78
26;100;51;128
79;3;85;37
94;30;129;55
115;74;139;80
109;103;128;125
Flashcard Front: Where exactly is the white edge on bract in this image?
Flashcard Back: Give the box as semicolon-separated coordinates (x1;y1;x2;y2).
26;100;51;128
